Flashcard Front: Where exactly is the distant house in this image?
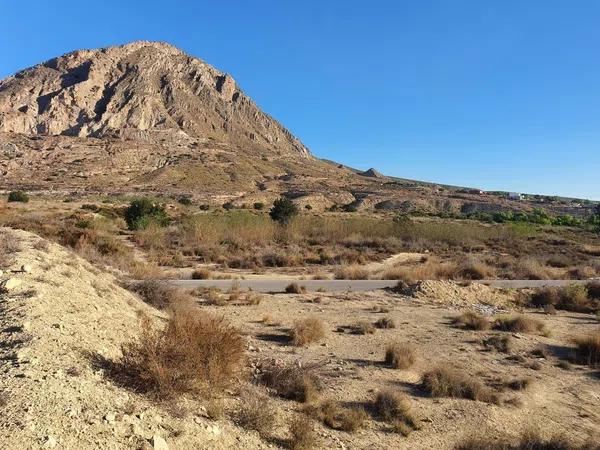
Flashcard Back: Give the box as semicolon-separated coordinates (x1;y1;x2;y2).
508;192;523;201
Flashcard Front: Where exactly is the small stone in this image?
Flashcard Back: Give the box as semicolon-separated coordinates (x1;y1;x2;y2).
1;278;22;291
21;264;32;273
104;412;116;424
151;434;169;450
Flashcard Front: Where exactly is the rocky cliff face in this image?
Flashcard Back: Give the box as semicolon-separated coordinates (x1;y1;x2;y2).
0;41;309;157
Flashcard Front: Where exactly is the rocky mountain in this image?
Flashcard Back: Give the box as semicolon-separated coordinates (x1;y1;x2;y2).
0;41;308;157
0;41;594;217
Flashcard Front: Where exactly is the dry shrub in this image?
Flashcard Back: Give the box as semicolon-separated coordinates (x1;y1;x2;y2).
242;291;263;305
352;320;375;335
334;264;370;280
288;414;317;450
205;398;225;420
587;281;600;300
530;284;595;313
421;367;498;403
493;315;546;335
191;268;212;279
569;265;597;280
374;390;419;434
482;334;512;353
374;317;396;329
128;261;163;280
453;311;491;331
117;308;245;398
372;305;391;313
285;282;307;294
456;258;494;280
237;390;277;436
546;255;571;268
203;288;227;306
307;400;368;432
385;342;416;369
505;378;532;391
260;362;320;403
291;317;325;346
455;429;599;450
129;280;191;310
574;332;600;367
511;258;550;280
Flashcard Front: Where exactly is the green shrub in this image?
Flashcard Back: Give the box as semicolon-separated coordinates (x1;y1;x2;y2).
269;197;298;225
178;196;192;206
124;198;169;230
253;202;265;210
7;191;29;203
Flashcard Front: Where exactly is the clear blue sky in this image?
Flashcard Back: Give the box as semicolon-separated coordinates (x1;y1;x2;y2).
1;1;599;199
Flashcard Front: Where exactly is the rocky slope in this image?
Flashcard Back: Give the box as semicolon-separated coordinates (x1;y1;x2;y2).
0;228;270;449
0;41;308;157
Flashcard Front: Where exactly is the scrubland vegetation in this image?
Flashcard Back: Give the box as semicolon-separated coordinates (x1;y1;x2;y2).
1;195;599;284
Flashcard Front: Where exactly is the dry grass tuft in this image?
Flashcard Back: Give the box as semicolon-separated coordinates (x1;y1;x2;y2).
285;282;307;294
374;390;419;434
530;284;596;313
384;342;416;369
482;334;512;353
116;308;245;398
352;320;376;334
334;264;370;280
129;280;192;310
456;258;495;280
291;317;326;346
307;400;368;432
237;390;277;436
493;315;547;335
421;366;498;403
288;414;318;450
573;332;600;367
191;268;212;279
504;378;532;391
260;362;320;403
452;311;491;331
374;317;396;329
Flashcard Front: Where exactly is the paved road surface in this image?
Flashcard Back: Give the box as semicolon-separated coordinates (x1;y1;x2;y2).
167;278;594;293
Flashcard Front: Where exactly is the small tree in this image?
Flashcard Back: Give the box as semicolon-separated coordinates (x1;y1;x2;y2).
7;191;29;203
124;198;169;230
269;197;298;225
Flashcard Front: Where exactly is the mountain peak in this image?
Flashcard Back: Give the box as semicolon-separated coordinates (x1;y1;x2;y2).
0;41;309;157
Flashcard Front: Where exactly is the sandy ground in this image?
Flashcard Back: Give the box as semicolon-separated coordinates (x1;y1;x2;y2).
1;228;598;449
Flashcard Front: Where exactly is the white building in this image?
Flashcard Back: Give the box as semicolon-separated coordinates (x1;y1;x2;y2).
508;192;523;201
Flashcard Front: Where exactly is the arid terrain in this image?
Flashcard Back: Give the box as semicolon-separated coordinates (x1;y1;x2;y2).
0;41;599;450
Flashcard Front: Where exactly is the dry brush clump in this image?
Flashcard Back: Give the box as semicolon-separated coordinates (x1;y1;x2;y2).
260;362;320;403
352;320;376;335
573;332;600;367
421;366;498;404
236;390;278;437
374;317;396;329
290;317;326;346
493;315;547;335
115;308;245;398
452;311;491;331
285;282;307;294
334;264;370;280
191;267;212;279
530;284;598;313
128;280;192;310
305;400;368;432
374;390;420;435
385;342;416;369
288;414;318;450
482;334;512;353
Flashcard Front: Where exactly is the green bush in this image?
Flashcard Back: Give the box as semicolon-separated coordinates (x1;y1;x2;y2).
124;198;169;230
269;197;298;225
253;202;264;210
7;191;29;203
178;196;192;206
